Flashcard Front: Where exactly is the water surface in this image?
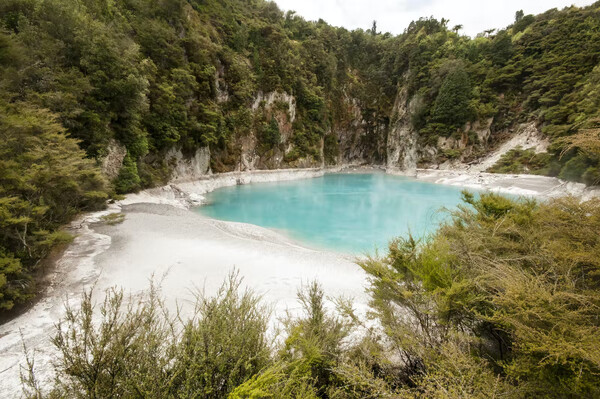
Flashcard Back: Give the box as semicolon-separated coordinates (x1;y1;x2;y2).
197;173;472;253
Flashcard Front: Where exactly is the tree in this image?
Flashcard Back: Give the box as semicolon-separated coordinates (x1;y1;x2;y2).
0;101;108;310
515;9;524;23
431;65;473;132
0;248;26;311
371;20;377;36
256;116;281;154
114;153;142;194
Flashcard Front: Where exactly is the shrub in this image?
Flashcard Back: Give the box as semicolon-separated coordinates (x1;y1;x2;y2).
171;274;272;399
256;117;281;154
24;273;271;399
442;148;462;160
487;146;551;174
583;166;600;185
558;153;591;182
360;193;600;397
114;153;142;194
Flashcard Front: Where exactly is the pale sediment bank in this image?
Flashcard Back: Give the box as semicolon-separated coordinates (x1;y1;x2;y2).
121;166;343;209
1;166;598;397
0;167;364;398
412;168;600;200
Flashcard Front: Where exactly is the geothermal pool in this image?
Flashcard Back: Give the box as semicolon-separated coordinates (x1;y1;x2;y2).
198;173;472;253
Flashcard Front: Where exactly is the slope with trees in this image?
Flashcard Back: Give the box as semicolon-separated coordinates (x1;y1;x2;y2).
1;0;600;319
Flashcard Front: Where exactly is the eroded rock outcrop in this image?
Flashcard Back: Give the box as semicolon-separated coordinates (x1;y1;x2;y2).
387;87;418;174
167;146;211;182
101;139;127;180
163;84;551;180
252;91;296;123
328;96;388;166
470;122;549;172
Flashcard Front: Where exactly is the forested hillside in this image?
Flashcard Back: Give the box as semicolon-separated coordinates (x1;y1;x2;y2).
1;0;600;311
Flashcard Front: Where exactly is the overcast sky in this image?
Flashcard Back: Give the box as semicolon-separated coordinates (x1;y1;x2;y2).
272;0;596;37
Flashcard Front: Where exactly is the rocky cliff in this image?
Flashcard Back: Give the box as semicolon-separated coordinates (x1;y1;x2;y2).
146;85;549;183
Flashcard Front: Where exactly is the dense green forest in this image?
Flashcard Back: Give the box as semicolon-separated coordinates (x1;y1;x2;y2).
1;1;600;396
1;0;600;351
21;193;600;398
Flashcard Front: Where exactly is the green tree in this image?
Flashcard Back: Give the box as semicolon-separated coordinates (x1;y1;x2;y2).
370;20;377;36
0;101;108;310
430;65;473;133
515;9;524;23
114;153;142;194
257;116;281;153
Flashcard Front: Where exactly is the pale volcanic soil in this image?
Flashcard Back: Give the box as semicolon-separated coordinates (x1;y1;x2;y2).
1;167;598;397
0;169;365;397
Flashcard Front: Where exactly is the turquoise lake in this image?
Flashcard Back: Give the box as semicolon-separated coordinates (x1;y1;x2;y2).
197;173;474;254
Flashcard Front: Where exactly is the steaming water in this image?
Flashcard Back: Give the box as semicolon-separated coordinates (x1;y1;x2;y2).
197;173;472;253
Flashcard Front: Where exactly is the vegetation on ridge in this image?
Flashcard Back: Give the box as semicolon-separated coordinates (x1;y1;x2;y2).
2;0;600;177
1;0;600;326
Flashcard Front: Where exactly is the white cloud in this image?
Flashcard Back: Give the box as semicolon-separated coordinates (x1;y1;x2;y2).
272;0;596;37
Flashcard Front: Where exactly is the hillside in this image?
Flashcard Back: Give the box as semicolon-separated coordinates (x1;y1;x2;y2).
1;0;600;312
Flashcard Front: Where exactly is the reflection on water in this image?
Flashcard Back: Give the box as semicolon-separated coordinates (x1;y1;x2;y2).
197;173;474;254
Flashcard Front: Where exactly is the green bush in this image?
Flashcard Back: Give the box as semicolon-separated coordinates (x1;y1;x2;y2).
24;273;271;399
583;166;600;185
256;117;281;154
0;249;26;311
559;154;591;182
114;153;142;194
360;192;600;397
172;274;272;399
487;146;551;174
441;148;462;160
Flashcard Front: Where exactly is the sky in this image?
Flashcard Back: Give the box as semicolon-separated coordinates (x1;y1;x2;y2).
272;0;596;37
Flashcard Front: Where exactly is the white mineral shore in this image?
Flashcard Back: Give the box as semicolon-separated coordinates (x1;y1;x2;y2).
0;166;598;397
0;167;358;398
412;169;600;200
